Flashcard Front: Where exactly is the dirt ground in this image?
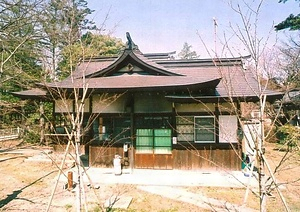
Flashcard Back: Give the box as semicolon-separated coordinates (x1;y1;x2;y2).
0;139;299;212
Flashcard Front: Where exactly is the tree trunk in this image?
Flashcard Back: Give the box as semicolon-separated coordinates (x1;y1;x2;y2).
39;101;45;145
75;126;82;212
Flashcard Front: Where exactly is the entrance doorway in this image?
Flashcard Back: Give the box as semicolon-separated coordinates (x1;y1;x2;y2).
134;116;173;169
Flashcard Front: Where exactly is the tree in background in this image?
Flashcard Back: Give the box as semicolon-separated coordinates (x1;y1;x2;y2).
178;42;199;59
275;0;300;89
0;0;43;127
40;0;95;81
59;32;124;79
0;0;123;134
41;0;95;81
195;0;298;211
275;0;300;133
0;0;43;87
275;0;300;31
279;39;300;88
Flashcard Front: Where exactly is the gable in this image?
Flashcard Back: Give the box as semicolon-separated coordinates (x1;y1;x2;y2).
84;49;182;78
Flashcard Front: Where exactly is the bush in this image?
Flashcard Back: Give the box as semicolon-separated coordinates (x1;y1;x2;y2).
22;127;40;144
277;125;300;150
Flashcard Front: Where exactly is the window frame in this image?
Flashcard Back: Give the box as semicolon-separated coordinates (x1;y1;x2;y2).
135;128;172;154
175;116;194;142
194;116;215;143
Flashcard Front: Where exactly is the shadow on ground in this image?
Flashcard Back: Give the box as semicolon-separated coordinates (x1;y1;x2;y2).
0;170;56;209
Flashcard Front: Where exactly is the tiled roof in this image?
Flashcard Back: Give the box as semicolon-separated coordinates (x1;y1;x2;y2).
168;65;282;99
47;74;221;92
70;59;114;79
11;88;47;99
46;49;282;100
80;49;180;78
13;35;282;102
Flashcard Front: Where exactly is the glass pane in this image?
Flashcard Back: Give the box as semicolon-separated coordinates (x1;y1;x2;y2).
195;117;214;127
177;133;194;142
177;125;193;134
154;129;171;136
136;129;153;136
194;117;215;142
154;136;171;147
176;116;193;124
195;131;215;141
136;136;153;146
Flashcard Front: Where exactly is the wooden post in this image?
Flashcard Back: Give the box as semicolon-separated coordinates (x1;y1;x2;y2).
68;171;73;190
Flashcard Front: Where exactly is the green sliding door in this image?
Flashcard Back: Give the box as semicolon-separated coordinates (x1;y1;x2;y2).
136;129;172;154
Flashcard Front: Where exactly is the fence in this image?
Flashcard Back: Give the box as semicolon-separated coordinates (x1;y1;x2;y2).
0;127;22;141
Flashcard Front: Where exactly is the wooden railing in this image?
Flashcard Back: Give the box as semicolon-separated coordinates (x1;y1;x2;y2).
0;127;22;141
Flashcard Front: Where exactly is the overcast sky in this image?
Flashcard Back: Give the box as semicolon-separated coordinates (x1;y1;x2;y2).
87;0;299;58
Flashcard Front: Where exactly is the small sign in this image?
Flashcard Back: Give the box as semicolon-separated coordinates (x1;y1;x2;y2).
123;144;128;152
172;137;177;144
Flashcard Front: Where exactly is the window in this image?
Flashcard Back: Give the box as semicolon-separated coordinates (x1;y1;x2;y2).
154;129;172;154
136;129;172;154
136;129;153;154
92;116;131;143
176;116;194;142
194;116;215;143
176;116;216;143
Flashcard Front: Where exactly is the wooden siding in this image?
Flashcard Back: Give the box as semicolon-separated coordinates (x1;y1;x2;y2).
89;146;241;170
218;102;237;113
89;146;124;167
134;153;173;169
172;148;240;170
134;154;153;169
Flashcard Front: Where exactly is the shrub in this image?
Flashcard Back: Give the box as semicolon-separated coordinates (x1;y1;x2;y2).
277;125;300;151
22;126;40;144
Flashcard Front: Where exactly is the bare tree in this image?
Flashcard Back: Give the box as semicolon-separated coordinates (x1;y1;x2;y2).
193;0;299;211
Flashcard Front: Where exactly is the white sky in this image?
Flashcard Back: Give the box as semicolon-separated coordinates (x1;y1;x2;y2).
87;0;299;58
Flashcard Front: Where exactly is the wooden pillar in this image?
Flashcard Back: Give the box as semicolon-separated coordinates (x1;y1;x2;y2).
215;103;220;143
130;93;134;172
68;171;73;189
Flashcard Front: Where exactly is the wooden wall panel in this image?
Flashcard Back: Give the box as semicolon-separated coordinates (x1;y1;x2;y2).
173;150;189;170
135;154;153;169
89;146;123;167
89;146;241;170
173;148;240;170
153;154;173;170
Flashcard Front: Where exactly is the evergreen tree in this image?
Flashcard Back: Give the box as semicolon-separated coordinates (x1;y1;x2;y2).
178;42;199;59
41;0;95;81
275;0;300;31
280;39;300;88
59;32;124;79
0;0;43;127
